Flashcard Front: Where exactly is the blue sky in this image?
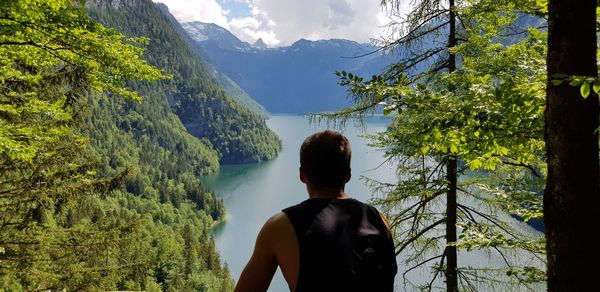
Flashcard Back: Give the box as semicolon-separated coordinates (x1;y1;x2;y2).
153;0;411;47
218;0;252;20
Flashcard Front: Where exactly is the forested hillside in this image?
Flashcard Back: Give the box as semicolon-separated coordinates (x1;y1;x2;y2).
155;4;271;119
88;0;280;164
1;0;280;290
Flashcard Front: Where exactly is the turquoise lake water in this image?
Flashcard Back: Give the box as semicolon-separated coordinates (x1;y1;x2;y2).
202;115;544;291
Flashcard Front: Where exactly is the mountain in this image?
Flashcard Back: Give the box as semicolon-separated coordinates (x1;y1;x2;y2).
169;11;270;118
253;38;268;49
183;22;253;52
88;0;280;165
183;21;395;113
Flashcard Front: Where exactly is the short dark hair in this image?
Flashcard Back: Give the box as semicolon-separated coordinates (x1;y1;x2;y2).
300;130;351;188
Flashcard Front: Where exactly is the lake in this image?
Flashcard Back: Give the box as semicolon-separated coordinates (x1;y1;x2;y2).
202;115;544;291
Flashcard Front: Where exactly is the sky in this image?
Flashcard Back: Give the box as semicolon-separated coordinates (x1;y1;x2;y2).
153;0;411;47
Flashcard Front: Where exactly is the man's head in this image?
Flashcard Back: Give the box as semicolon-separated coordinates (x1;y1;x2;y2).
300;130;351;189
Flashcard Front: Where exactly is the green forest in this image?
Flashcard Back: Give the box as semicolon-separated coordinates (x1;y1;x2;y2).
1;0;599;291
0;0;280;290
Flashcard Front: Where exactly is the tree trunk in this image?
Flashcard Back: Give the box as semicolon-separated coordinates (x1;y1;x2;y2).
445;1;458;291
545;1;600;290
445;156;458;292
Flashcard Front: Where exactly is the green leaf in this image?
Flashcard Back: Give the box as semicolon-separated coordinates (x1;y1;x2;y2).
593;82;600;93
550;79;563;86
450;144;458;153
569;78;582;86
581;82;591;98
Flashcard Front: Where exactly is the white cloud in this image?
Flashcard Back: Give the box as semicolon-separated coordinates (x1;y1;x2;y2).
155;0;412;47
153;0;230;29
228;16;279;45
229;0;399;46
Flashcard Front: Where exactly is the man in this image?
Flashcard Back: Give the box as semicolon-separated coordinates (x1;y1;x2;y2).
235;130;397;292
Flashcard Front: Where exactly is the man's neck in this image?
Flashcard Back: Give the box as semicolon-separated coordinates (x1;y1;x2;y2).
308;187;349;199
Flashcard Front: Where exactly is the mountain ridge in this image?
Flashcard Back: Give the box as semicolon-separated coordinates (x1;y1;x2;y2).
182;21;395;113
184;21;374;51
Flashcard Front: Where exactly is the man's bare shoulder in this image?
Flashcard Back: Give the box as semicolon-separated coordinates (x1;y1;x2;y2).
261;212;297;253
263;212;294;235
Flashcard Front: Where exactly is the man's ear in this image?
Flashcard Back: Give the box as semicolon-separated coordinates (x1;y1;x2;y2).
299;167;307;183
344;169;351;183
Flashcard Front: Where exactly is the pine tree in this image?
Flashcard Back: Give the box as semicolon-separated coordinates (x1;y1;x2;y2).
318;0;548;289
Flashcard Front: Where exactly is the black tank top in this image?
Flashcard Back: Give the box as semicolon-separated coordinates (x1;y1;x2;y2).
282;198;397;292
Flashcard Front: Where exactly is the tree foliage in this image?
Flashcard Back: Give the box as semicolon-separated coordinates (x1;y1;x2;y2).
0;0;246;290
0;0;163;289
319;0;548;290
